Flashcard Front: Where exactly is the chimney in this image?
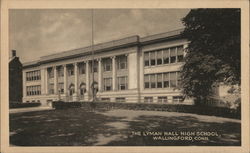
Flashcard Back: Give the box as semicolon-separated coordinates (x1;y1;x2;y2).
12;50;16;57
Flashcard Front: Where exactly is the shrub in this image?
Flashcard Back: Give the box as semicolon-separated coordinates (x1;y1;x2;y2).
9;102;41;109
52;101;240;119
52;101;82;109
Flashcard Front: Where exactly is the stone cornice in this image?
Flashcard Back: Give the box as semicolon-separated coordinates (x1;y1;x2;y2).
23;29;184;69
140;29;184;45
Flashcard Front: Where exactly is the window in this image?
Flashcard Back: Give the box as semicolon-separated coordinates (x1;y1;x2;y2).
177;46;184;62
170;47;176;63
37;72;40;80
25;72;28;80
118;76;127;90
79;63;85;74
69;84;75;96
26;85;41;96
31;71;34;80
170;72;177;87
150;74;156;88
38;71;41;80
157;73;163;88
58;66;64;77
104;78;112;91
26;87;29;96
48;68;54;78
34;86;37;95
31;72;33;80
173;96;184;103
144;97;153;103
176;72;181;87
29;86;32;95
31;72;34;80
90;60;98;73
38;86;41;95
26;72;30;81
58;83;64;93
68;66;74;76
80;88;85;95
26;70;41;81
144;74;150;88
94;61;98;72
117;55;127;70
163;73;169;88
144;52;150;66
157;50;163;65
116;97;126;102
144;46;184;67
33;86;36;95
150;51;156;66
163;48;170;64
35;86;38;95
144;72;180;89
49;83;54;94
158;97;168;103
33;71;37;80
101;98;110;102
103;58;112;72
80;83;86;95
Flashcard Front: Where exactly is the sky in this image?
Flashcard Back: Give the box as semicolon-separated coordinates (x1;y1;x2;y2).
9;9;190;63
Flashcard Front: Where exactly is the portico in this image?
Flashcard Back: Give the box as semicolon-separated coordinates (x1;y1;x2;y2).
41;54;124;102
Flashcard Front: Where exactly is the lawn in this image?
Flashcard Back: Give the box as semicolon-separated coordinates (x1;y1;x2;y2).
10;108;241;146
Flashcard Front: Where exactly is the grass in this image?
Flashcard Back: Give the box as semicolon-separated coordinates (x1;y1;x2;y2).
10;108;241;146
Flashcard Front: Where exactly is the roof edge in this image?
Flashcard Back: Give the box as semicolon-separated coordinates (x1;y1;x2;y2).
23;28;185;68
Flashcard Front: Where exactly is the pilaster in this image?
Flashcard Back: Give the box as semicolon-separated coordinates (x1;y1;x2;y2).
85;61;90;101
63;64;68;96
54;66;58;94
73;63;79;101
97;58;102;92
112;56;116;91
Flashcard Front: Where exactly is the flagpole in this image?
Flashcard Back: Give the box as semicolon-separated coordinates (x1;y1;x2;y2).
91;9;94;102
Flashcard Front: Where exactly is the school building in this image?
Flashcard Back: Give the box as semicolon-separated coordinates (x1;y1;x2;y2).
22;29;193;106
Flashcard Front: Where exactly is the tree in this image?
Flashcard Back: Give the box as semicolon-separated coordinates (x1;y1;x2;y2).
181;9;240;105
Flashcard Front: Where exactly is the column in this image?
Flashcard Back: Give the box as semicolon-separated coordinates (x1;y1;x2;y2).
73;63;79;101
63;64;68;96
112;56;117;91
54;66;58;94
85;61;90;101
98;58;102;92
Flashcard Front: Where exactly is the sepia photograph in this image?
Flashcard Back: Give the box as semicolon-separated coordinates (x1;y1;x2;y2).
1;0;249;153
8;8;242;146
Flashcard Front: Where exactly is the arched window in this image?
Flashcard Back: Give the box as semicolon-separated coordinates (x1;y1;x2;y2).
79;82;86;95
69;84;75;96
